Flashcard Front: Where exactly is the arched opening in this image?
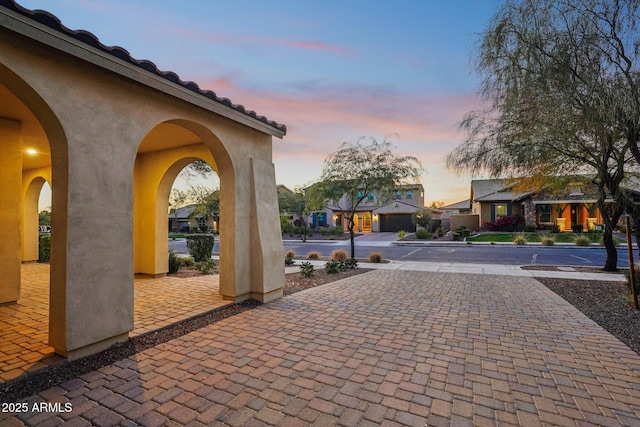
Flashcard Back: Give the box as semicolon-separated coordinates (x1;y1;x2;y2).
132;120;234;331
0;64;66;379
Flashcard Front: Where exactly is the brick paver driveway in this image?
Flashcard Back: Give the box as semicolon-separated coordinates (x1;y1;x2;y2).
3;270;640;426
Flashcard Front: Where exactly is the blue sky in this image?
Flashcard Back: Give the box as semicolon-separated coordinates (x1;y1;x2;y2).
20;0;502;206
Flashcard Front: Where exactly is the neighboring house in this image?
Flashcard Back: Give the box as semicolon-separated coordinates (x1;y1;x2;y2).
311;184;426;232
470;176;639;231
438;199;472;231
168;204;217;233
439;199;472;215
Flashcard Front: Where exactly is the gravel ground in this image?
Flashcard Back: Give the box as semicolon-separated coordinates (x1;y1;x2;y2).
2;268;639;402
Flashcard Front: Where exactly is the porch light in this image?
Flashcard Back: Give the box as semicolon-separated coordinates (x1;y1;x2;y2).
25;148;37;156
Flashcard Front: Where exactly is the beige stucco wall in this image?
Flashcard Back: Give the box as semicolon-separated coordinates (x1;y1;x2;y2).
0;20;284;358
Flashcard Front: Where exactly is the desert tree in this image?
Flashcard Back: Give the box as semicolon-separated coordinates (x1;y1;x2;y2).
446;0;640;270
315;137;423;259
277;186;323;242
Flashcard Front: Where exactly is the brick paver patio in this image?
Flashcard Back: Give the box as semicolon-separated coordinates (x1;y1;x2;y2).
2;269;640;426
0;264;229;385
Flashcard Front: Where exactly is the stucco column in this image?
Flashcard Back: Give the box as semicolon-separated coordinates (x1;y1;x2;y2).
0;118;22;304
249;157;284;302
49;128;134;359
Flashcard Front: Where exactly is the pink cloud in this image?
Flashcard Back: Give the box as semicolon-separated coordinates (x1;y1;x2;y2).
170;27;354;57
194;76;483;203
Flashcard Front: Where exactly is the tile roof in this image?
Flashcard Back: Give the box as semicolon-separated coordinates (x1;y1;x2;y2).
1;0;286;135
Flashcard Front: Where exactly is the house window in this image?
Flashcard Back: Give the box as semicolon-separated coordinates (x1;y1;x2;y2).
538;204;552;223
394;191;401;199
357;191;363;199
368;191;374;201
494;204;508;220
406;191;412;199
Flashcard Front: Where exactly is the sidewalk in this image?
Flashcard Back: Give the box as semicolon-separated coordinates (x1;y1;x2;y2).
286;259;625;282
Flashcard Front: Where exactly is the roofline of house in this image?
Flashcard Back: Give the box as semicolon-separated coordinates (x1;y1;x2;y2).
0;1;286;138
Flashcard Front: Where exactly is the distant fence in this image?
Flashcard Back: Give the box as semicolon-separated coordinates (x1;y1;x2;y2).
450;214;479;231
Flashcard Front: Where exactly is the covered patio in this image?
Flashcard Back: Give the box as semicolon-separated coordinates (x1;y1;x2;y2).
0;263;230;385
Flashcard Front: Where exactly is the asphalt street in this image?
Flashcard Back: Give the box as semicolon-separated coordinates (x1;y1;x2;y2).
169;234;639;268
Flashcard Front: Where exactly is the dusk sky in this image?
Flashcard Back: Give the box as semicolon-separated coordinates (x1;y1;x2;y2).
20;0;502;206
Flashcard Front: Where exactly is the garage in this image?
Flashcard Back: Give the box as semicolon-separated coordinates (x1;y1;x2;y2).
379;214;415;232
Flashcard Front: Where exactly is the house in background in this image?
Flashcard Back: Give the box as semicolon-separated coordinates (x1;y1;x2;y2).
469;177;639;231
438;199;472;231
312;184;427;232
168;204;217;233
471;179;535;225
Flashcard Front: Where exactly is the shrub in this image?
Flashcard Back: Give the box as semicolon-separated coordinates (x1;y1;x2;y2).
285;250;296;259
331;226;344;235
540;236;555;246
324;260;341;274
307;251;320;260
369;252;383;263
571;224;584;233
300;262;314;278
483;215;525;232
574;234;591;246
181;256;195;267
344;258;358;270
194;259;215;274
168;249;181;274
186;234;215;262
330;249;348;261
39;234;51;263
397;230;407;240
524;224;537;232
513;233;527;246
416;229;430;239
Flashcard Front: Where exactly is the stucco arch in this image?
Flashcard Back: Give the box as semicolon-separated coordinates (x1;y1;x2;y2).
0;63;67;308
133;120;223;276
22;171;52;262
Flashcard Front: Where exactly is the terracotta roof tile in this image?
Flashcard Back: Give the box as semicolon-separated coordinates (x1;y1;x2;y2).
1;0;287;135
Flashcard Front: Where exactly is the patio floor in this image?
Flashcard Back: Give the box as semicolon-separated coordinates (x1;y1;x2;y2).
0;263;229;385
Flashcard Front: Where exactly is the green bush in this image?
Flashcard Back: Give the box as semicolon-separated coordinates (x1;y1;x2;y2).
397;230;407;240
344;258;358;269
574;234;591;246
194;259;215;274
181;256;195;267
330;249;348;261
369;252;382;263
416;229;430;239
39;234;51;263
285;256;295;266
300;262;314;278
186;234;215;262
324;260;341;274
331;226;344;235
168;249;181;274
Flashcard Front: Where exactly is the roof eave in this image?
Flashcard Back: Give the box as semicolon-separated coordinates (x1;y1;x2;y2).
0;3;286;139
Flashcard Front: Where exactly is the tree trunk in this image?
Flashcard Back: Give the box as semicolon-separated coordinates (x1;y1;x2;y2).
602;225;618;271
347;215;356;259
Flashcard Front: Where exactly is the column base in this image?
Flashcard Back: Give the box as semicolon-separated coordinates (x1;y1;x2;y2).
52;332;129;361
222;287;283;304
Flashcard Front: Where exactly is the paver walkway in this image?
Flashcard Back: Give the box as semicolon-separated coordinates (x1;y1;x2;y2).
0;264;229;385
2;270;639;426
